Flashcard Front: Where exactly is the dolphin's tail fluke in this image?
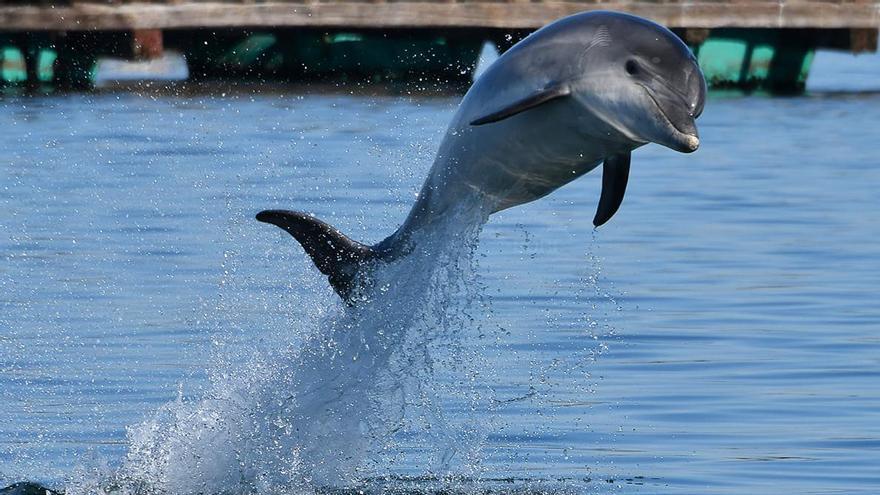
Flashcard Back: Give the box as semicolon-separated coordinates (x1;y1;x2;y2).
256;209;376;303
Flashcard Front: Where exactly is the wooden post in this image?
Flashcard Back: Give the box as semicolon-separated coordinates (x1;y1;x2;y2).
681;28;712;45
52;32;98;89
132;29;164;59
7;32;43;90
22;42;40;90
850;28;878;53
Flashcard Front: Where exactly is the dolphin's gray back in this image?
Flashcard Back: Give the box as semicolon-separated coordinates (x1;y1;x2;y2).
255;11;703;303
452;11;643;129
387;12;637;246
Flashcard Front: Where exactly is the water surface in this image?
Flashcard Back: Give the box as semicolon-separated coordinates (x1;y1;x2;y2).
1;54;880;494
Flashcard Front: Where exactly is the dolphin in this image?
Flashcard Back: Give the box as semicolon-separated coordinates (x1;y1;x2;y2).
257;11;706;303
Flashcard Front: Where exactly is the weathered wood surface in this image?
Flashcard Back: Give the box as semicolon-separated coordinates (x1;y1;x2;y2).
0;0;879;31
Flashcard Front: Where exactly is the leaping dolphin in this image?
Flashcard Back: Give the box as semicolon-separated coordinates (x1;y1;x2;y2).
257;11;706;303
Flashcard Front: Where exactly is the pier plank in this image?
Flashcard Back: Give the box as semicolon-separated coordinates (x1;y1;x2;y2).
0;0;878;31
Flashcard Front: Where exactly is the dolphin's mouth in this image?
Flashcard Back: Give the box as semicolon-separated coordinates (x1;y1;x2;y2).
640;84;700;153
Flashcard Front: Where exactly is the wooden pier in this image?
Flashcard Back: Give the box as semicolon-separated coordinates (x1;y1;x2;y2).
2;0;880;30
0;0;878;90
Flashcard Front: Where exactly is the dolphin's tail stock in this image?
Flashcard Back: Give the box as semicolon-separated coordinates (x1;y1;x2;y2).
256;209;379;303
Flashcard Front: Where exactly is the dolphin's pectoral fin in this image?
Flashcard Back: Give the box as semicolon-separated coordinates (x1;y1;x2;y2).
469;83;571;126
593;152;631;227
256;209;376;303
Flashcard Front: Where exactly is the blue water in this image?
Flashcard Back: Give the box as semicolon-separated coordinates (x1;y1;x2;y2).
2;50;880;493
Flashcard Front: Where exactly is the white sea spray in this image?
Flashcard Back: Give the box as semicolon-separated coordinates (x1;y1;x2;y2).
67;195;492;495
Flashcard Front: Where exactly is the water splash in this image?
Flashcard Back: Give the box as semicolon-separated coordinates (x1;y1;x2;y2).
69;195;491;494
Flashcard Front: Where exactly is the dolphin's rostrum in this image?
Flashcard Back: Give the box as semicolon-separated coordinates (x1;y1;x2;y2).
257;11;706;303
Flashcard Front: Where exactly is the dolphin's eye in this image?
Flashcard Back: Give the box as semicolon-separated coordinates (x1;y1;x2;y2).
625;60;640;76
